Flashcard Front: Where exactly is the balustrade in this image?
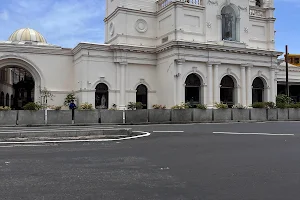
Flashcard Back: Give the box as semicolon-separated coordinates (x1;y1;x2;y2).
249;7;266;18
157;0;202;10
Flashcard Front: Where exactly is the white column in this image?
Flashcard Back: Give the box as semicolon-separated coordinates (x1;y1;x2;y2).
175;59;185;104
240;65;246;106
119;62;127;110
270;67;276;102
207;63;213;108
213;64;219;104
246;65;253;106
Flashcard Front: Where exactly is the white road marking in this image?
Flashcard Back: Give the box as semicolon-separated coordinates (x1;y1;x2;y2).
0;131;151;144
213;132;295;136
153;131;184;133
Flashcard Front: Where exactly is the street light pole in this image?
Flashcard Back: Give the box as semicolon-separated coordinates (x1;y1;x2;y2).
285;45;289;96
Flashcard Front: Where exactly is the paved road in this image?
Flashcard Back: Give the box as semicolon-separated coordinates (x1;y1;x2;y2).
1;122;300;200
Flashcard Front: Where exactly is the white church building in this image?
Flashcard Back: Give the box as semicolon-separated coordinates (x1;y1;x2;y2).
0;0;298;110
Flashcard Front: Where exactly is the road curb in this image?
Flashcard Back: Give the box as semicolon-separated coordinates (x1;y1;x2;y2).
0;131;150;144
0;128;132;139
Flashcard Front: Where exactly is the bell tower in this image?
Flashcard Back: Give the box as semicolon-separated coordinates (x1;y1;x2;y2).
104;0;157;46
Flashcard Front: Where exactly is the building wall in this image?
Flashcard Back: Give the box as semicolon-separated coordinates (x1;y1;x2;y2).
0;48;74;107
106;0;275;50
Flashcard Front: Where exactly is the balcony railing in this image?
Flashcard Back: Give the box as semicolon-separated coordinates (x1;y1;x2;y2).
249;7;266;18
157;0;202;11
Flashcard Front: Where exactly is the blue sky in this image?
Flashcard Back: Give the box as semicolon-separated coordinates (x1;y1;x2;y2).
0;0;296;53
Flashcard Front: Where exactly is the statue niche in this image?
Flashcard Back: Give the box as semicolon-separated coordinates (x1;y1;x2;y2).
221;5;237;41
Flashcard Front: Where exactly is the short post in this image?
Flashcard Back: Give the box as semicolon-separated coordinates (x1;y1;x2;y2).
45;109;48;125
72;108;75;124
122;109;126;124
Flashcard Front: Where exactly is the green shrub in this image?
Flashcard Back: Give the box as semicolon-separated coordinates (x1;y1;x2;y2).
265;102;276;109
152;104;166;109
276;103;287;109
0;106;11;111
127;102;144;110
23;102;42;110
196;104;207;109
287;103;300;109
214;102;228;109
64;92;76;106
232;104;246;109
171;103;190;109
276;94;292;105
252;102;266;108
80;102;93;110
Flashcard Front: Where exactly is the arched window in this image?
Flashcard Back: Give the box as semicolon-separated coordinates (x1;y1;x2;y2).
0;92;4;106
185;73;202;107
95;83;109;109
5;93;9;106
221;5;237;41
256;0;261;7
136;84;148;109
220;75;235;107
11;95;14;108
252;77;264;103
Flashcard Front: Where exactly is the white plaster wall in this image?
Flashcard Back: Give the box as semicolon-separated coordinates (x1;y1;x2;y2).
126;63;157;109
106;12;157;46
0;51;74;107
156;52;176;108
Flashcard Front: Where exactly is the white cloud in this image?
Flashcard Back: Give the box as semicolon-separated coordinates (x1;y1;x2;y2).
0;0;106;47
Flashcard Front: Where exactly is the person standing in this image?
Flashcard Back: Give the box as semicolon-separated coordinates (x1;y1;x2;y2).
69;100;76;123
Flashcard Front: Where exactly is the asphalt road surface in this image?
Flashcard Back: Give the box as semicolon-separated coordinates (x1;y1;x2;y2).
1;122;300;200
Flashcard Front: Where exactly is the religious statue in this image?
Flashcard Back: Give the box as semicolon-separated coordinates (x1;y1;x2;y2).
224;13;233;40
101;95;106;108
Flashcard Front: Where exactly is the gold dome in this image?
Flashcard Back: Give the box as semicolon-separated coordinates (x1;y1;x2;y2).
8;28;47;43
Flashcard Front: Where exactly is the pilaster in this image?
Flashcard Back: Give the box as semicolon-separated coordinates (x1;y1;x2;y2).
240;65;246;106
175;59;185;104
246;64;253;106
207;63;213;108
269;67;276;103
213;63;220;104
118;61;127;110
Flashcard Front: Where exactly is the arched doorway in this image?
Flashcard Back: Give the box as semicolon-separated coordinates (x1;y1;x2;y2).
220;75;235;107
185;73;201;107
136;84;148;109
5;93;9;106
7;67;35;109
252;77;264;103
10;95;14;108
95;83;109;109
0;57;41;110
0;92;4;106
